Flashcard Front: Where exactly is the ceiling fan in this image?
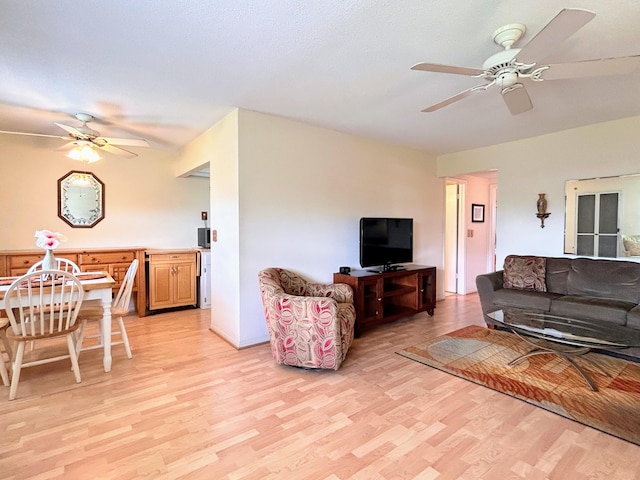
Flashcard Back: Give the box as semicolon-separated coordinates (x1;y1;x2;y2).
0;112;150;159
411;8;640;115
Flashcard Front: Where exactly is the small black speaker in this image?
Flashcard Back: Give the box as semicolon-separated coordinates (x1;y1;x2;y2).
339;266;351;274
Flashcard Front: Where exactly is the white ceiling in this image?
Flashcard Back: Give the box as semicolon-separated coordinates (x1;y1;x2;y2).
1;1;639;157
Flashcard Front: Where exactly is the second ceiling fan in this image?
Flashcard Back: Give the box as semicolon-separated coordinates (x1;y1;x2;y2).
412;8;640;115
0;112;150;159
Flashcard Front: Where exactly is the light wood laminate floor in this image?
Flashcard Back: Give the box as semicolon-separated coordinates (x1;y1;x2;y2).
1;294;639;479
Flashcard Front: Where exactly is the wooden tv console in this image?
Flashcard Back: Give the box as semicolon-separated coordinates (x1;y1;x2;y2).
334;265;436;337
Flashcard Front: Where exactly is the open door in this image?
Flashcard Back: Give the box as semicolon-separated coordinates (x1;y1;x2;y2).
489;183;497;272
445;180;467;294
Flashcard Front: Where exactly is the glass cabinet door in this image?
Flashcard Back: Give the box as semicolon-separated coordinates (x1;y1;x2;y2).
576;192;619;257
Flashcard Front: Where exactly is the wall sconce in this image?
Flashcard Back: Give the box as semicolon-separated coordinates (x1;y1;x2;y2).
536;193;550;228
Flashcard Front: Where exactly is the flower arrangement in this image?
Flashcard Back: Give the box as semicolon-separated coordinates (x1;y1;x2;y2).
35;230;68;250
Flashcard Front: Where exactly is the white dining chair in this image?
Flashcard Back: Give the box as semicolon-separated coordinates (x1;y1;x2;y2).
76;259;138;359
26;257;81;352
3;270;85;400
27;257;80;274
0;312;12;358
0;316;9;387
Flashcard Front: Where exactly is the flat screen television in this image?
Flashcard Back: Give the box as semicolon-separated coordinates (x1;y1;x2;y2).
359;217;413;272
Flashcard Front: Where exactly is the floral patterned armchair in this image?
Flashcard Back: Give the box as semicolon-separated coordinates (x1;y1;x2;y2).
258;268;356;370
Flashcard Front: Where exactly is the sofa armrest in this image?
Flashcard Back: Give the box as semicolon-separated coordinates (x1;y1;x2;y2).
305;283;354;304
476;270;504;315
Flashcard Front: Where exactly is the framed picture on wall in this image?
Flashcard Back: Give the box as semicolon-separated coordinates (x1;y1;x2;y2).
472;204;485;223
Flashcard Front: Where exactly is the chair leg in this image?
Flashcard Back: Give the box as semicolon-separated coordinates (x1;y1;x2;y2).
1;328;13;360
75;320;88;360
0;354;9;387
0;328;11;386
118;317;132;359
67;334;82;383
9;342;26;401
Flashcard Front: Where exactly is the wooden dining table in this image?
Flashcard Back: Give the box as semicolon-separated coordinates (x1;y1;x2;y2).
0;272;116;372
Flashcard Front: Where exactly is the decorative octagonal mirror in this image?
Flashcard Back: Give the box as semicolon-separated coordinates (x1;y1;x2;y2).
57;170;105;228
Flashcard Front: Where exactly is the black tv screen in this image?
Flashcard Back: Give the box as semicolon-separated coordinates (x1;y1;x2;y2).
360;217;413;269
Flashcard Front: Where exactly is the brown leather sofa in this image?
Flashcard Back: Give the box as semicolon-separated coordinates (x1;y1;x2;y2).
476;255;640;331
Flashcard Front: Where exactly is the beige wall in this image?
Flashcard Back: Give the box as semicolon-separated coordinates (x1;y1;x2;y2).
181;109;442;347
437;116;640;267
0;135;210;250
238;110;443;347
177;110;242;345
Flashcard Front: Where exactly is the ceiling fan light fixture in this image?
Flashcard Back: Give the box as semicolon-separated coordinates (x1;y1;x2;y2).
67;144;101;163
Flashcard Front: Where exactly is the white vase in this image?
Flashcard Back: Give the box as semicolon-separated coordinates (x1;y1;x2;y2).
42;248;57;270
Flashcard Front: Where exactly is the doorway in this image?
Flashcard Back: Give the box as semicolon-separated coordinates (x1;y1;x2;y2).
444;171;498;296
445;180;466;294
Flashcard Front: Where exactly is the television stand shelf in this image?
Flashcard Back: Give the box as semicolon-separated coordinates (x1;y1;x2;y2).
334;265;436;337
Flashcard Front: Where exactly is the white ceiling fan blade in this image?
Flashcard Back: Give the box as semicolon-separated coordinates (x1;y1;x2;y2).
411;62;485;77
517;8;595;63
542;55;640;80
96;143;138;159
53;122;85;137
502;84;533;115
0;130;68;140
98;136;150;148
421;83;493;112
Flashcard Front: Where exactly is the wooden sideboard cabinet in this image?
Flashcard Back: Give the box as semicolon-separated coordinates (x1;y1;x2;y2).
0;247;147;317
333;265;436;337
146;250;199;311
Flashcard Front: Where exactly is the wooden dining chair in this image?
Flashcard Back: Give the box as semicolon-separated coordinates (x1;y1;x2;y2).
27;257;80;274
3;270;85;400
76;259;138;360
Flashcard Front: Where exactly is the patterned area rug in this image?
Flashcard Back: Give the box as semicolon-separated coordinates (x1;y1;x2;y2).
398;325;640;445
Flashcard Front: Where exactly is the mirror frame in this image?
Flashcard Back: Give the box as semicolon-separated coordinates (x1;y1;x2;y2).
57;170;105;228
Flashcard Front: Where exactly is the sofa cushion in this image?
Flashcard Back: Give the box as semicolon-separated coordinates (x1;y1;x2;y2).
493;289;558;312
627;306;640;329
550;296;636;325
566;258;640;304
503;255;547;292
545;257;571;295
